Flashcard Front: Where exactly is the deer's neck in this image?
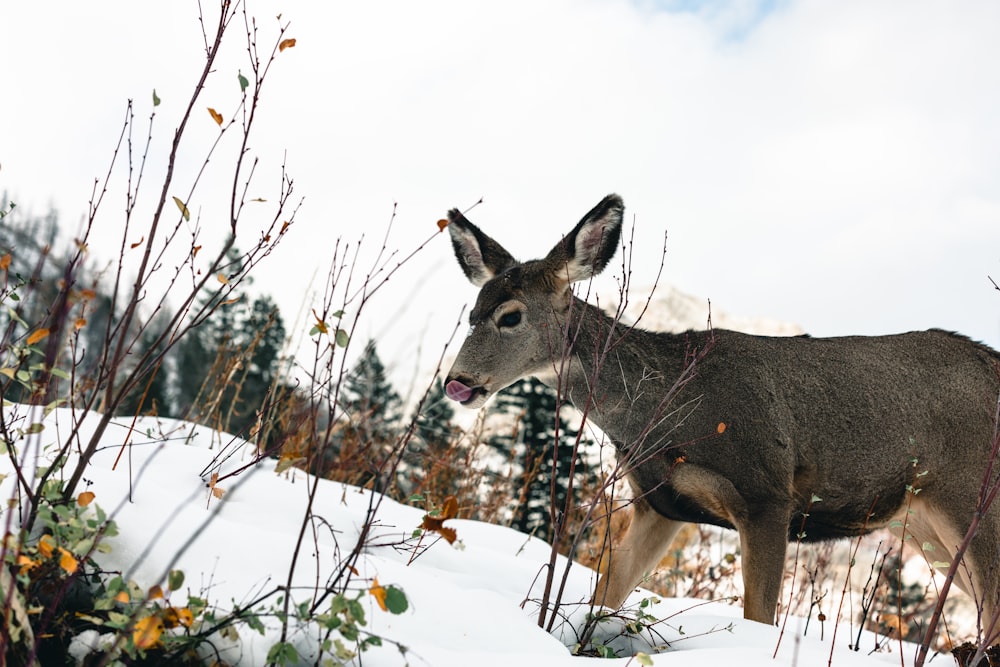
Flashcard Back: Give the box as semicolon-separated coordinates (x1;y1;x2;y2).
552;298;700;449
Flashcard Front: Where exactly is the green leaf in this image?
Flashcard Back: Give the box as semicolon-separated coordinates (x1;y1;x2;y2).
636;652;654;666
335;329;349;348
168;569;185;591
152;89;161;106
384;586;408;614
265;641;298;665
238;71;249;92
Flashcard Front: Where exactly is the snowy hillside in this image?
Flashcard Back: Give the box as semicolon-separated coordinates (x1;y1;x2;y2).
0;404;941;666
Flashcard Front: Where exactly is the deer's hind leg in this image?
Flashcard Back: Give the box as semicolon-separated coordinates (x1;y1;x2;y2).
591;497;682;610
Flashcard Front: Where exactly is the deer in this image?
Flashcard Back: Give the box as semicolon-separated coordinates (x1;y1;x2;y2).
441;193;1000;625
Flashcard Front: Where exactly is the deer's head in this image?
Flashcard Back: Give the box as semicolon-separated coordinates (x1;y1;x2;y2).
443;194;624;408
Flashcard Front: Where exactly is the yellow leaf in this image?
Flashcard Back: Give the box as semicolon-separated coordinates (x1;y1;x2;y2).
58;548;78;574
27;328;50;346
370;577;388;611
437;218;449;232
38;534;55;559
173;196;191;221
208;107;223;126
0;368;15;380
0;253;10;270
77;491;96;507
133;614;164;650
278;37;297;51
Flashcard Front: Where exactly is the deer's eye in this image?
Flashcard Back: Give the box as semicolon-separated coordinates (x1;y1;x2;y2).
497;311;522;328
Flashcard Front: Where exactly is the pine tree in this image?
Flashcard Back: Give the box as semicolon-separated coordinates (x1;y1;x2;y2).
340;340;402;444
488;377;591;540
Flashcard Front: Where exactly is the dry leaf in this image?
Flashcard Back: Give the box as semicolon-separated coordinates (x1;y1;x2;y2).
26;328;50;346
130;236;145;249
0;253;10;271
216;273;229;285
77;491;96;507
208;107;223;126
79;288;97;300
278;37;297;51
173;196;191;221
437;218;449;231
133;615;164;650
370;577;388;611
148;585;164;600
38;534;55;559
74;317;87;330
717;422;727;434
420;495;459;544
58;548;78;574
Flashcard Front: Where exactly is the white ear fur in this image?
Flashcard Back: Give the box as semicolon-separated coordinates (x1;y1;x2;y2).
554;195;624;284
449;224;495;287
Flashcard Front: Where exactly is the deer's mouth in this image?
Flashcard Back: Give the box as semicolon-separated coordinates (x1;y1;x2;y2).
445;379;487;407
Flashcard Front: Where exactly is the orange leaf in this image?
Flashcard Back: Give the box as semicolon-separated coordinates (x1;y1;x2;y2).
370;577;388;611
163;606;194;629
17;555;37;575
77;491;96;507
148;584;164;600
216;273;229;285
278;37;297;52
208;107;223;126
192;245;202;258
130;236;145;249
717;422;727;434
0;253;11;270
437;218;449;232
58;548;78;574
280;220;291;234
26;328;50;346
79;288;97;300
38;534;55;559
420;495;460;544
133;614;164;650
115;590;130;603
74;317;87;330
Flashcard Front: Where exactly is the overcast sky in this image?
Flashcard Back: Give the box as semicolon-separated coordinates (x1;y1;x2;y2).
3;0;999;390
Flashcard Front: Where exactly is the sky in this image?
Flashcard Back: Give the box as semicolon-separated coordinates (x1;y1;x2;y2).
0;405;948;665
2;0;1000;388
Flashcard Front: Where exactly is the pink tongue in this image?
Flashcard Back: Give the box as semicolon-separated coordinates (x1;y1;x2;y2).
445;380;475;403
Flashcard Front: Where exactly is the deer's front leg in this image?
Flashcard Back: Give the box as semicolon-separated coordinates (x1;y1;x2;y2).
592;498;682;610
737;506;792;625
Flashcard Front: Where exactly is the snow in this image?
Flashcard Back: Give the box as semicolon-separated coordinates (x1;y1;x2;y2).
2;404;939;666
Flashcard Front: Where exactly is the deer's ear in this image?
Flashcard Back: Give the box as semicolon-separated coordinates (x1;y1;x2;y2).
545;194;624;284
447;209;518;287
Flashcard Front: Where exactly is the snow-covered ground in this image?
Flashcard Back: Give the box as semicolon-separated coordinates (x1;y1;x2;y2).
1;405;944;666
